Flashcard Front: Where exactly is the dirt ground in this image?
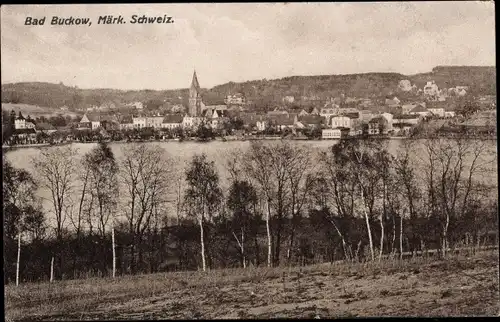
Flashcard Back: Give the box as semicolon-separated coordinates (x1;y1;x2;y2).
5;251;499;320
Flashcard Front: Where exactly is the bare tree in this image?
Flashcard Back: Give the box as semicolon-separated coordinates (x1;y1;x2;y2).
32;146;78;278
318;151;357;261
329;139;383;261
393;139;421;255
241;142;275;267
419;135;495;257
119;143;173;274
284;146;316;265
227;180;258;268
70;160;91;238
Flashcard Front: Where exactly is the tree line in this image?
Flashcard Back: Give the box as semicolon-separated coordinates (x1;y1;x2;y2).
3;136;498;284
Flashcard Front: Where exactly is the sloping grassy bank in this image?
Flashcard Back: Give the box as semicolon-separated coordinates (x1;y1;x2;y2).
5;250;498;320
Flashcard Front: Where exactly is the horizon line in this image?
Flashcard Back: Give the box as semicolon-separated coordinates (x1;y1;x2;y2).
1;65;495;92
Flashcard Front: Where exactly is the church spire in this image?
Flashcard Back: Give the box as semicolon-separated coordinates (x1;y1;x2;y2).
191;70;200;91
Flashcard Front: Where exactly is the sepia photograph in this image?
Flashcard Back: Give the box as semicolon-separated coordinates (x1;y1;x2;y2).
1;2;498;320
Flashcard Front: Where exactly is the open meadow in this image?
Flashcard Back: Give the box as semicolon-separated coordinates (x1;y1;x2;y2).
2;103;81;118
5;250;499;320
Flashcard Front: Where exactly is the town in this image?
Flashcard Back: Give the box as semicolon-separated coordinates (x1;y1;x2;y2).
3;2;498;320
2;70;496;147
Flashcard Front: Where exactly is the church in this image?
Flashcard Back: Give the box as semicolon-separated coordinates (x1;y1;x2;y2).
188;70;205;117
187;70;229;128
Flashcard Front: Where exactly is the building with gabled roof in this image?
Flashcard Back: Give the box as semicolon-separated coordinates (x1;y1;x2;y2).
14;111;35;130
268;113;297;131
161;114;184;129
298;109;309;116
385;97;401;107
119;115;134;130
409;104;431;117
79;113;102;130
298;114;325;128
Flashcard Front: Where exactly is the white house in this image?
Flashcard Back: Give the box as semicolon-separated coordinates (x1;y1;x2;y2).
322;128;341;140
132;116;147;129
148;116;164;128
14;112;27;129
255;115;268;132
225;93;246;105
424;81;439;96
330;115;352;129
15;112;35;130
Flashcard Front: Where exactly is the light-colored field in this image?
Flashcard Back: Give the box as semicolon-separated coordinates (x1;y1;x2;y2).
2;103;81;118
5;251;499;320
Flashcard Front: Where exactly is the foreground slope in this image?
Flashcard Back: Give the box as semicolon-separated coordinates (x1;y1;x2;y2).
5;250;499;320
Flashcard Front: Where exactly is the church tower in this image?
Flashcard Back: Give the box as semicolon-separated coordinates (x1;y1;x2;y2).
189;70;202;116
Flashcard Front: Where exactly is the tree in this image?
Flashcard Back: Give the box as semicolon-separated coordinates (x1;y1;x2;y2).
3;158;43;241
31;146;77;241
284;147;316;265
456;99;479;118
196;122;215;141
241;141;314;266
329;139;387;261
32;146;78;279
83;142;119;238
319;145;362;261
2;110;15;143
393;139;421;256
419;135;495;257
119;143;173;274
227;180;258;268
184;154;223;271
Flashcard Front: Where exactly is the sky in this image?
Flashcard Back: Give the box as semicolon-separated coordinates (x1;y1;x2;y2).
1;2;496;90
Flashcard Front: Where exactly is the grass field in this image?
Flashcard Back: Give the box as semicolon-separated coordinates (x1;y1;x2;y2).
5;250;499;320
2;103;81;118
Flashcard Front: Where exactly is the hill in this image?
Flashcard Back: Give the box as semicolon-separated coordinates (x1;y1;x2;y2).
408;66;496;94
1;66;495;112
1;103;82;118
1;82;190;111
